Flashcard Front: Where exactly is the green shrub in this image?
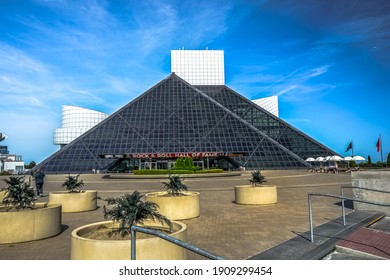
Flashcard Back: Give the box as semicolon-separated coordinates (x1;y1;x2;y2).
133;169;194;175
172;157;199;171
193;169;223;173
132;169;223;175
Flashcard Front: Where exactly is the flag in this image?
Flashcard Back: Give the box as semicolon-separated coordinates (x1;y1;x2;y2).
345;141;353;152
376;136;381;152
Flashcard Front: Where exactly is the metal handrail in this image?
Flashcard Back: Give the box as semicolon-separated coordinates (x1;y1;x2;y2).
340;186;390;226
130;225;225;260
308;192;390;242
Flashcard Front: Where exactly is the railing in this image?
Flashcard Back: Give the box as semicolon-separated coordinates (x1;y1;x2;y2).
308;188;390;242
340;186;390;226
130;225;225;260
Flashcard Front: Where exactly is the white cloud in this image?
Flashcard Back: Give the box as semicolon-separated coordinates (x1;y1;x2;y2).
276;85;298;96
0;44;48;74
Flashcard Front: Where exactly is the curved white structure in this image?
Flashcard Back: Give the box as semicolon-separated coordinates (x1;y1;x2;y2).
54;105;108;147
252;95;279;117
0;133;7;142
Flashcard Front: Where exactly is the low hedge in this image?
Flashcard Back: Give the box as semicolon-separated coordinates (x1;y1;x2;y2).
133;169;223;175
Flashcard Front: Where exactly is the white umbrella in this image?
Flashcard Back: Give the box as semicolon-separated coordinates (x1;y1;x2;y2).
352;155;365;161
315;157;325;162
305;157;315;169
329;155;343;161
315;156;326;169
325;156;331;161
343;156;353;161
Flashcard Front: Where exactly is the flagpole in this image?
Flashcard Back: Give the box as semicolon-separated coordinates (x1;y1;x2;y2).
351;140;354;157
380;134;383;163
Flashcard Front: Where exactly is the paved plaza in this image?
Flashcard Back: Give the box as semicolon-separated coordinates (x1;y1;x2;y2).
0;170;359;260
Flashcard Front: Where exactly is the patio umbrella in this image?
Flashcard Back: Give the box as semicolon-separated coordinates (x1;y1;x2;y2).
325;156;331;161
329;155;343;161
352;155;365;161
305;157;315;168
344;156;353;168
315;157;325;169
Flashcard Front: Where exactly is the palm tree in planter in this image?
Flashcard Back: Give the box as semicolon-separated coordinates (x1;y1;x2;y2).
163;175;188;196
61;174;85;192
49;174;97;213
249;170;267;186
235;170;278;205
70;191;188;260
103;191;173;236
0;176;62;244
2;176;36;209
145;175;200;220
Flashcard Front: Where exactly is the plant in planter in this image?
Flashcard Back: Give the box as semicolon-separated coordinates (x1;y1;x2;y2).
0;176;62;244
235;170;278;205
103;191;173;236
2;176;36;210
145;175;200;220
49;174;97;213
249;170;267;187
61;174;84;192
162;175;188;196
70;190;188;260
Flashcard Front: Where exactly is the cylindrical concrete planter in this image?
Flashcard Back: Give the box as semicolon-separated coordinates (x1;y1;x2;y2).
0;202;62;244
0;190;7;203
235;185;278;205
49;190;98;213
145;191;200;220
71;220;187;260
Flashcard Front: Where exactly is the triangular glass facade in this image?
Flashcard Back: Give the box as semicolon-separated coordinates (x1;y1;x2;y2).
196;85;335;161
36;74;337;173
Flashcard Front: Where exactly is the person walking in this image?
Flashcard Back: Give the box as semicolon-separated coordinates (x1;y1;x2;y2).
33;169;45;197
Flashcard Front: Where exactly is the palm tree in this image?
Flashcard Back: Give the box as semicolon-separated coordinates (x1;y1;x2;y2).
103;191;172;237
2;176;36;210
162;175;188;196
249;170;267;187
61;174;84;193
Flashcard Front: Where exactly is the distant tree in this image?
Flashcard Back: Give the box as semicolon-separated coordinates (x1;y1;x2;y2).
24;161;36;169
367;155;372;167
387;153;390;167
376;161;383;167
173;157;198;171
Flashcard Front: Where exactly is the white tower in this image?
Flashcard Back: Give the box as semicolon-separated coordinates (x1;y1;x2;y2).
171;49;225;85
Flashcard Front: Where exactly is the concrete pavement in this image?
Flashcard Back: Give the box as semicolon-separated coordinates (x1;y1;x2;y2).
0;170;385;260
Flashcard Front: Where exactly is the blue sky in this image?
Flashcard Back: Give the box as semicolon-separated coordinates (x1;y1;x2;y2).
0;0;389;164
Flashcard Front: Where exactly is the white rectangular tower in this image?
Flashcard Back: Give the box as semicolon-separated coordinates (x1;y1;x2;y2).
171;49;225;85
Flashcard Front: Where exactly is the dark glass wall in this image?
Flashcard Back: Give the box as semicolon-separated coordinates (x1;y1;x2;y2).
35;74;337;173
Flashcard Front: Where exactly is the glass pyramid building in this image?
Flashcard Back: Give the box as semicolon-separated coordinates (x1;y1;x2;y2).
35;73;338;173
